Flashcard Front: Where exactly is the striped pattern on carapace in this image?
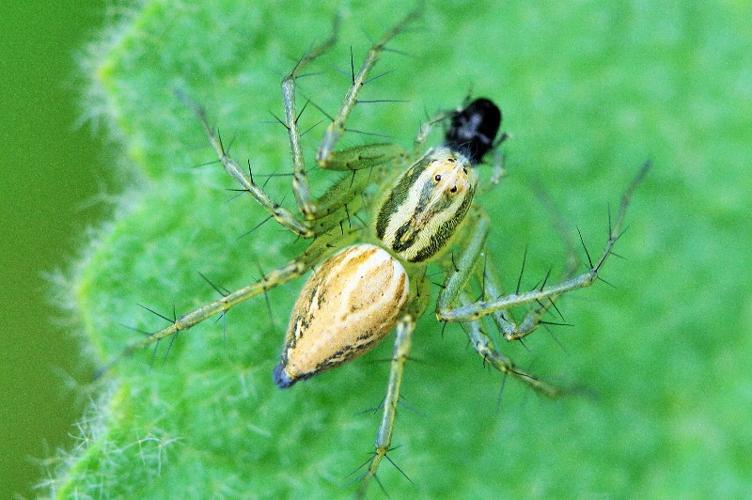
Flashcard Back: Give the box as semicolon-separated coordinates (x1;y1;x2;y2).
273;244;409;388
376;147;477;262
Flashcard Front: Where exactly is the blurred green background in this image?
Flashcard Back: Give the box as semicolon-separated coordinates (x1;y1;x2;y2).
0;2;110;498
3;0;752;498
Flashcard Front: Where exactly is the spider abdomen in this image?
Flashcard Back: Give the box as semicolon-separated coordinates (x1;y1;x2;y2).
273;244;409;388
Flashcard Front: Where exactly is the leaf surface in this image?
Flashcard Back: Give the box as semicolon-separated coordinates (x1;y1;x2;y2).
55;1;752;497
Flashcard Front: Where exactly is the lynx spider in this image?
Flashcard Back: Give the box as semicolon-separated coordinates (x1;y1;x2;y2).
110;9;649;495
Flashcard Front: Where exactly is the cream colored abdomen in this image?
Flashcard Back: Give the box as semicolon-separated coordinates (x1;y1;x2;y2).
274;244;409;387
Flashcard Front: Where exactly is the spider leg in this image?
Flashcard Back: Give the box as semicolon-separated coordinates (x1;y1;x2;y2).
282;11;419;219
488;147;507;187
432;213;562;395
303;165;387;236
99;229;361;376
358;314;415;497
315;143;407;173
461;292;564;398
177;91;313;238
479;245;574;342
476;256;543;340
531;181;582;277
412;109;451;157
316;9;421;172
280;18;340;219
435;209;490;317
477;179;583;340
437;161;651;323
477;146;507;195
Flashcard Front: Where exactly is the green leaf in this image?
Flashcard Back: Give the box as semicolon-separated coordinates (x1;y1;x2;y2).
53;0;752;497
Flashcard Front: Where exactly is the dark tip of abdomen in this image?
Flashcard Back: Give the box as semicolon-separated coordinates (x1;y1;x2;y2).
273;362;296;389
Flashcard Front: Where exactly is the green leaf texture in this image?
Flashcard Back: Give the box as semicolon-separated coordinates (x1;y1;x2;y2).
54;1;752;497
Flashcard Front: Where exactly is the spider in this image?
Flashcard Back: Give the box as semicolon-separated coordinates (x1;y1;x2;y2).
111;9;649;495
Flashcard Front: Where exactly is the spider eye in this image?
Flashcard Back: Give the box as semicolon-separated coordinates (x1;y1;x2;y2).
450;186;458;193
434;174;442;182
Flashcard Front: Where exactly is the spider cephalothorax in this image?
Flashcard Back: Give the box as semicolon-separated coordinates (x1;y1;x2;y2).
119;9;648;495
377;147;478;263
